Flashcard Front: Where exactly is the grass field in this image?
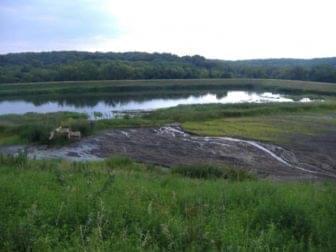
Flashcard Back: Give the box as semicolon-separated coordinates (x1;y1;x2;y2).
181;110;336;144
0;155;335;251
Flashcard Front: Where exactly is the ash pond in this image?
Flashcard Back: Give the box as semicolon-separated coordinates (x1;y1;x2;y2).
0;91;310;119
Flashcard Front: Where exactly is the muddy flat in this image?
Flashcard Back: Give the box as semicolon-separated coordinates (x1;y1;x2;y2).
1;124;335;181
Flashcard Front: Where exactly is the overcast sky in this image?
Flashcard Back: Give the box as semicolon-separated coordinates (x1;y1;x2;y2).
0;0;335;59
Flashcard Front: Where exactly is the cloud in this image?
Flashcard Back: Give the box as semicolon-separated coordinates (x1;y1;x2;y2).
1;0;336;59
98;0;336;59
0;0;119;52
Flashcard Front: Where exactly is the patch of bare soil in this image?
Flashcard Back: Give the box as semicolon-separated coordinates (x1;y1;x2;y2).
0;124;335;181
282;130;336;179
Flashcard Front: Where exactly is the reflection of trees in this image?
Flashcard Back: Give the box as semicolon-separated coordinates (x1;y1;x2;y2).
215;91;228;99
0;89;233;108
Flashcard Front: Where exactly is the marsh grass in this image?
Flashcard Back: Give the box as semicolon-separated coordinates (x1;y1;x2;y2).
182;115;328;143
0;156;335;250
147;101;336;122
2;79;336;97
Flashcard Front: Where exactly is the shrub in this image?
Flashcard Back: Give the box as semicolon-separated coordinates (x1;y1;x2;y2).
18;124;52;144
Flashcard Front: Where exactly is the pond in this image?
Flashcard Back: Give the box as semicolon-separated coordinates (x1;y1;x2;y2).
0;91;310;119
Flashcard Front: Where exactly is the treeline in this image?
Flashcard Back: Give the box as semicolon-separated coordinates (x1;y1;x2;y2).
1;51;336;83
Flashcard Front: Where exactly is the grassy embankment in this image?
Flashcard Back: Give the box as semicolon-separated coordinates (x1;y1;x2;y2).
0;154;335;251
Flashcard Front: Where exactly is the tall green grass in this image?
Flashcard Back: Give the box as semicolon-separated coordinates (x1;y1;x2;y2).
172;164;255;181
0;155;335;250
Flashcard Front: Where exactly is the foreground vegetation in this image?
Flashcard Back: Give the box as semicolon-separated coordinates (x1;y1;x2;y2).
0;155;335;250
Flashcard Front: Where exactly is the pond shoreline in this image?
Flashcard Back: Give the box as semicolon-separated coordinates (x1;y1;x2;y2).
0;90;311;119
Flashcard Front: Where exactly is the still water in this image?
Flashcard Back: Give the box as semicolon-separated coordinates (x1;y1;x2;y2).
0;91;310;119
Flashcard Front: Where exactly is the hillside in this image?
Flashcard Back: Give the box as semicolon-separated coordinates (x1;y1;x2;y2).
1;51;336;83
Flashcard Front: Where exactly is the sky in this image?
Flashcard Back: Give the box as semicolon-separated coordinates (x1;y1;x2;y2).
0;0;336;59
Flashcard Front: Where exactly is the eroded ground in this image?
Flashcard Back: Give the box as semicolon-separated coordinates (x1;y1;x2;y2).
1;124;335;181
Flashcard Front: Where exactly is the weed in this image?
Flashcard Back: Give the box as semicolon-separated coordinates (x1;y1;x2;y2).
172;164;254;181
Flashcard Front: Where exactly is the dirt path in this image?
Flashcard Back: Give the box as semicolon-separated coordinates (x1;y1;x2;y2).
1;124;335;180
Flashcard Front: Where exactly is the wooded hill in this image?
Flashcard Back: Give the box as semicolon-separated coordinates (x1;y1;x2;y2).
1;51;336;83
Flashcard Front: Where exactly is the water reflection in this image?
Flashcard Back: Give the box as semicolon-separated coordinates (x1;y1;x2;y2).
0;91;306;119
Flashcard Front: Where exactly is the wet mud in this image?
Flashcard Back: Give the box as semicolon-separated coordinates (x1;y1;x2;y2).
1;124;335;180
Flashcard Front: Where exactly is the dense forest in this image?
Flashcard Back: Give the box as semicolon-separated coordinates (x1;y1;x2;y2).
1;51;336;83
